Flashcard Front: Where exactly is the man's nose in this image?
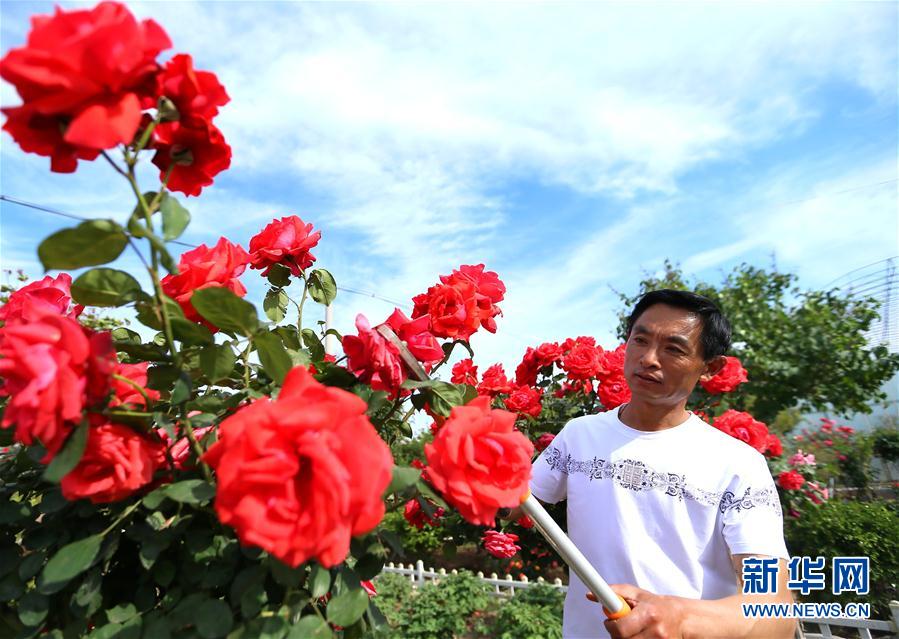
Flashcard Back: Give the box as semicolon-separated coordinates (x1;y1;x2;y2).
640;346;661;369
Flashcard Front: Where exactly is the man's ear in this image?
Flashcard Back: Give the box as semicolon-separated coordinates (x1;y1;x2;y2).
699;355;727;382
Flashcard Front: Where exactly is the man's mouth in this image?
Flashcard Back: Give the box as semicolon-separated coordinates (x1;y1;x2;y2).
636;373;662;384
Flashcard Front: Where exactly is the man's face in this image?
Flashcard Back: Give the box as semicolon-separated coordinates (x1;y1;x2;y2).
623;303;722;408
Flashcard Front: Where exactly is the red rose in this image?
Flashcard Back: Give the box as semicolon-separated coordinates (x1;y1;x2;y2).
152;115;231;196
451;359;479;386
61;418;165;503
166;423;215;470
516;515;534;529
383;309;444;368
248;215;321;277
597;375;631;409
161;237;250;330
514;348;541;387
504;385;543;418
412;280;481;340
712;409;769;453
535;433;555;452
562;341;603;381
597;343;626;379
554;379;594;398
424;395;533;526
700;356;748;394
440;264;505;333
482;530;520;559
203;366;393;567
156;53;229;120
477;364;514;397
0;317;114;460
777;470;805;491
0;273;82;327
110;362;160;409
403;498;444;530
515;342;564;387
343;314;405;397
0;2;171;171
561;335;596;352
764;433;783;457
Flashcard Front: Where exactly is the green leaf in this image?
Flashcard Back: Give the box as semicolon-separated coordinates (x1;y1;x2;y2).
313;362;357;389
307;269;337;305
170;317;214;346
354;553;384;581
43;421;88;483
196;599;233;638
424;383;465;418
309;564;331;599
165;479;215;505
254;331;293;384
192;288;260;336
135;295;185;331
106;602;138;623
199;344;237;383
160;193;191;241
18;551;45;581
267;263;292;288
37;220;128;270
287;616;330;639
386;466;420;495
71;268;144;307
40;534;102;594
301;329;325;362
263;288;288;323
170;375;191;405
273;326;301;350
269;558;304;588
17;591;48;627
326;588;369;627
126;191;158;238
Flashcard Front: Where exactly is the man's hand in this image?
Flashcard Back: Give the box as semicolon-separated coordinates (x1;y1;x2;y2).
587;585;686;639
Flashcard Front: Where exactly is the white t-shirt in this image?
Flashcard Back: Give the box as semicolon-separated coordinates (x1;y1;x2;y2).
530;408;789;639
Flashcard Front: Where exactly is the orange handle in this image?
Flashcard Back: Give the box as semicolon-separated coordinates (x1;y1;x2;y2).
603;595;632;619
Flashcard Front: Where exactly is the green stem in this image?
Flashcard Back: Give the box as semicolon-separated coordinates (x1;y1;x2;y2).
296;277;309;332
100;501;141;537
181;413;212;482
125;166;182;370
111;373;153;407
241;343;252;390
134;116;160;155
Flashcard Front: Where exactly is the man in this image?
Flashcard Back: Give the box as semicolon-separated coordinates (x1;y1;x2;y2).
515;290;795;639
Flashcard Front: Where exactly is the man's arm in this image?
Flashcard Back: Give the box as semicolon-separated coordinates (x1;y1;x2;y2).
593;555;796;639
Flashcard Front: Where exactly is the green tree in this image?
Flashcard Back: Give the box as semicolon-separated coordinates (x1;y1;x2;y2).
616;261;899;424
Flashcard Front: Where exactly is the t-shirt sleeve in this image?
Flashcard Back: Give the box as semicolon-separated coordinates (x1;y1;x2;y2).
529;423;571;504
720;450;790;560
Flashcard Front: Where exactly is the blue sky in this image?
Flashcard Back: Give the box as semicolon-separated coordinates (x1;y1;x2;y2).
1;1;897;373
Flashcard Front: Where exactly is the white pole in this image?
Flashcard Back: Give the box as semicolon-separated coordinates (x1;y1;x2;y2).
324;304;336;355
520;492;630;618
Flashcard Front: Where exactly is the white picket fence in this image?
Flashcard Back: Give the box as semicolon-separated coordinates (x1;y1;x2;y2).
796;602;899;639
380;560;899;638
381;559;566;597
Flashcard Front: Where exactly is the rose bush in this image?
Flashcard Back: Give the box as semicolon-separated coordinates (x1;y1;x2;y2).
0;4;531;637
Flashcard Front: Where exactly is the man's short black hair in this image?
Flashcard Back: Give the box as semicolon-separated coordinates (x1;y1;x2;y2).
626;289;732;360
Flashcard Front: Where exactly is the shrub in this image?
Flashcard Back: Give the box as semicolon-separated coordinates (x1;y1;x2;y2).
494;583;564;639
784;498;899;618
398;571;493;638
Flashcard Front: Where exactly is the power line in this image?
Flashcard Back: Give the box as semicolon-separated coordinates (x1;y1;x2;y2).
1;193;410;309
825;256;899;288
